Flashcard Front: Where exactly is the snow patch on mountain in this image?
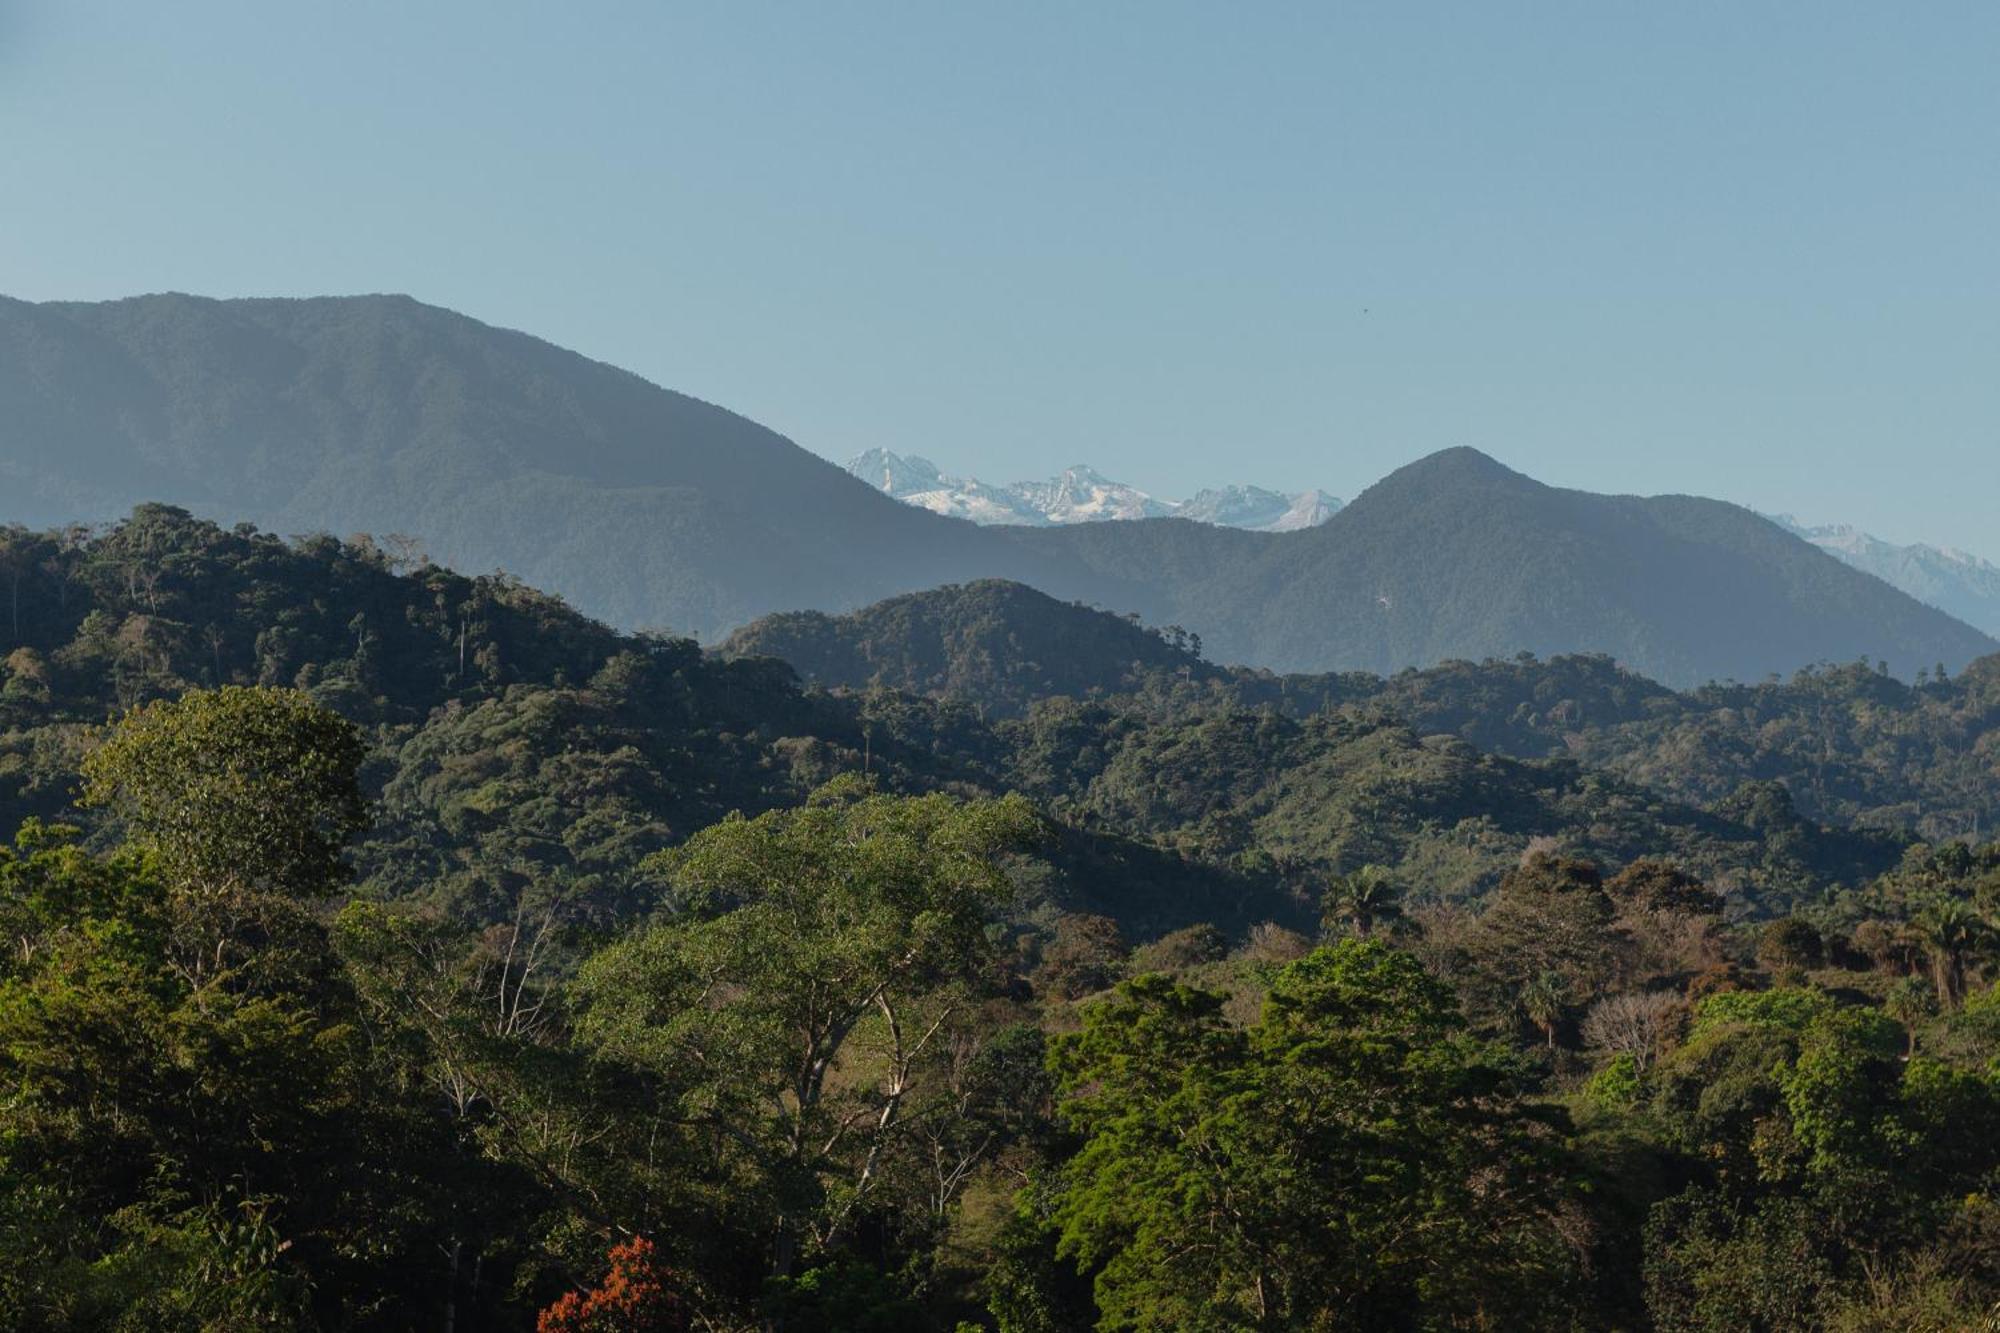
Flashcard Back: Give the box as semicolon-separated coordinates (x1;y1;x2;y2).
1182;484;1343;532
1769;514;2000;638
847;450;1341;534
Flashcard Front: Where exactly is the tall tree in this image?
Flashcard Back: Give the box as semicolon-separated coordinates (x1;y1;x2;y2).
80;685;369;901
573;778;1041;1297
1045;940;1582;1329
1463;853;1622;1033
1319;862;1402;939
1910;895;1989;1009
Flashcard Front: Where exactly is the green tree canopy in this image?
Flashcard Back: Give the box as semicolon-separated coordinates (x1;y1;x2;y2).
573;778;1043;1298
81;685;368;900
1046;939;1582;1330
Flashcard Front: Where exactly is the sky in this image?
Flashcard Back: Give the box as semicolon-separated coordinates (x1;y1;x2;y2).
3;2;1998;558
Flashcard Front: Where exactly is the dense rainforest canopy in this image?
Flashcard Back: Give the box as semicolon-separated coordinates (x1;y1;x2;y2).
6;506;2000;1329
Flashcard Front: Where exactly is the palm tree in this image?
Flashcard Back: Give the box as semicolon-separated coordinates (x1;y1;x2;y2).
1518;971;1569;1050
1321;864;1403;940
1911;895;1990;1010
1883;974;1935;1058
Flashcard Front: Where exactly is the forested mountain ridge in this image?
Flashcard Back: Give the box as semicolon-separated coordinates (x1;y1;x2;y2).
0;506;1922;925
732;576;2000;845
0;292;1099;639
718;578;1224;715
1009;446;1996;682
4;293;1992;685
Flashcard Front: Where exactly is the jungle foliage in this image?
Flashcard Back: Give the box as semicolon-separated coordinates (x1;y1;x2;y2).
8;511;2000;1328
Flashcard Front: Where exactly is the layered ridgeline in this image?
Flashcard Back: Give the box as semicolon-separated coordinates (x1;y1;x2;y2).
0;505;1929;919
3;293;1991;683
726;577;2000;845
9;511;2000;1326
0;505;1293;938
0;293;1091;640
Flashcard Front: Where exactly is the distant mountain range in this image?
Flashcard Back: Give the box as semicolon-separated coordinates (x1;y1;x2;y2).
847;450;2000;641
849;450;2000;642
846;448;1341;532
1;292;1991;685
1767;516;2000;638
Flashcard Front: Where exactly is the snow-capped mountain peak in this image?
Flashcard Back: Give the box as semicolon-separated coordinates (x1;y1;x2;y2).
1013;466;1175;523
1768;514;2000;638
1180;484;1342;533
846;451;1341;533
848;448;947;496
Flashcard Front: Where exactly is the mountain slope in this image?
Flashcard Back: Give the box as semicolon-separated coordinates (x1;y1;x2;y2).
1770;515;2000;637
1013;448;1998;683
0;293;1104;638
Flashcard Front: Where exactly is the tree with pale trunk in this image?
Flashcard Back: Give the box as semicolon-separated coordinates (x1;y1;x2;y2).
572;777;1041;1286
1581;989;1685;1071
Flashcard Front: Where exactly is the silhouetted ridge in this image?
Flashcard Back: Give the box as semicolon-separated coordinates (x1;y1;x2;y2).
721;579;1219;715
1361;445;1531;492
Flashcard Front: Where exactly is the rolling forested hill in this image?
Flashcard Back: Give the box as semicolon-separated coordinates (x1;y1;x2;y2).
0;506;1943;922
729;576;2000;845
718;579;1224;715
3;293;1992;685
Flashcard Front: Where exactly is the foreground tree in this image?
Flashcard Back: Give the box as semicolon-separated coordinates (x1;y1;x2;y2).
1042;939;1584;1329
80;684;369;900
0;690;473;1327
574;777;1042;1305
1643;986;2000;1328
538;1237;689;1332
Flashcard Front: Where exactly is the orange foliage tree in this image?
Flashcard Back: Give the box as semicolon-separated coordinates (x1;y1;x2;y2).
537;1237;689;1333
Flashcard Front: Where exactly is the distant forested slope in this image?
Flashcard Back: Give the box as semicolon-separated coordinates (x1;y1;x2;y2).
1011;447;1997;681
0;293;1098;639
718;578;1223;715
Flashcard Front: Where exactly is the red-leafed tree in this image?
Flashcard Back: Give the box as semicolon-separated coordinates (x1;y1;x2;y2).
537;1238;689;1333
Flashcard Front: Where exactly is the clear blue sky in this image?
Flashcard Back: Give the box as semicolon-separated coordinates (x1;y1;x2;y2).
4;2;1997;557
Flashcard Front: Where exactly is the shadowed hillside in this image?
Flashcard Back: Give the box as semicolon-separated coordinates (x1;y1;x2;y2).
1021;448;1996;682
720;579;1222;715
0;293;1104;638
